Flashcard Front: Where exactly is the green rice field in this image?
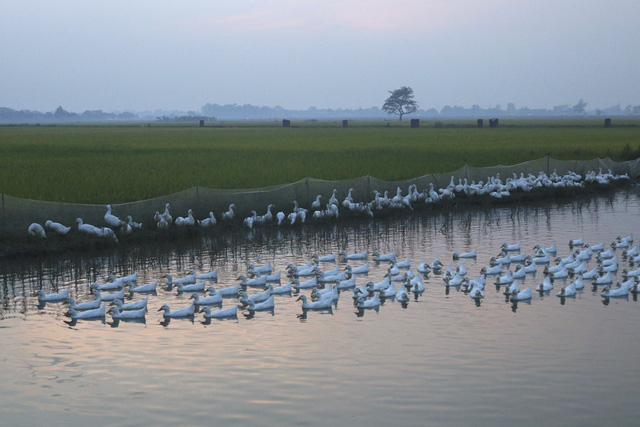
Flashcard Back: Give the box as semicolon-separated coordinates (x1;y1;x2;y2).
1;118;639;204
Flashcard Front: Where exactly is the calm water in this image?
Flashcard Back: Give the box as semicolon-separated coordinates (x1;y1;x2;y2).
2;188;640;426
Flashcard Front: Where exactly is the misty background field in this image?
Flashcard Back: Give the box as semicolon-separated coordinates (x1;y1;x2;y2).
1;119;638;204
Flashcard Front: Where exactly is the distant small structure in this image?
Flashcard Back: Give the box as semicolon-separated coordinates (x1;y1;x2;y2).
605;118;612;127
282;119;291;128
410;119;420;128
477;119;484;128
199;120;204;127
489;118;499;128
342;120;348;128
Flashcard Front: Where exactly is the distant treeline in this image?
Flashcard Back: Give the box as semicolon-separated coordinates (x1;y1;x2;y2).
0;106;138;123
1;102;639;123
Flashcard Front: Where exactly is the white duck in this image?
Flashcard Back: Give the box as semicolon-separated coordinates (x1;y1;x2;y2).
28;223;46;238
494;270;514;286
92;282;124;294
191;269;219;281
129;281;158;293
372;251;396;262
313;253;337;263
245;296;275;311
238;287;272;304
37;289;69;302
396;258;411;269
601;284;629;298
109;272;138;284
366;276;391;292
379;283;397;298
417;262;431;274
237;275;267;288
112;298;148;311
310;195;323;211
297;294;332;310
271;282;292;294
501;242;521;252
328;189;339;206
481;264;503;275
406;274;424;293
67;304;106;320
190;291;222;305
571;275;585;290
201;305;238;319
569;237;584;247
344;263;369;275
126;215;143;230
158;304;195;318
311;284;335;300
174;282;206;293
161;203;173;224
44;220;71;235
92;289;125;302
468;285;485;299
175;209;195;227
452;249;477;260
163;273;196;286
210;284;241;297
248;262;273;276
593;272;613;285
340;250;367;261
198;212;217;228
67;297;102;311
293;276;318;290
557;282;577;297
356;294;381;309
336;276;356;290
109;305;146;320
510;286;532;301
104;205;124;228
536;277;554;292
221;204;236;222
504;281;520;296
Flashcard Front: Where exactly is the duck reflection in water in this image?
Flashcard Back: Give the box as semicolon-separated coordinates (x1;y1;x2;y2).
510;299;531;313
159;317;195;327
243;307;275;320
297;306;334;321
64;317;106;327
110;317;147;328
355;305;380;317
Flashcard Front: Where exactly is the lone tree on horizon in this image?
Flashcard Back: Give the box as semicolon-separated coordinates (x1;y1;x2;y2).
382;86;418;121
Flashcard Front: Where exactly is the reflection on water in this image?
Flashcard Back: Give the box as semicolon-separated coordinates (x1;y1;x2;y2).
1;187;640;425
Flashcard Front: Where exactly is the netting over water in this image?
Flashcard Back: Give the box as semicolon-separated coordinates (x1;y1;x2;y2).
2;157;639;235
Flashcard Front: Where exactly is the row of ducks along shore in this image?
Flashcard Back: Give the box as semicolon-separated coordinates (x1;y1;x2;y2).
27;168;631;242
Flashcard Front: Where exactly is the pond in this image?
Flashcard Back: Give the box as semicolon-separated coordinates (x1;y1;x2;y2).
1;187;640;426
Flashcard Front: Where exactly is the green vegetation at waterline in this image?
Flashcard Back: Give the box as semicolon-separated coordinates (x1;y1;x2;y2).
1;119;639;204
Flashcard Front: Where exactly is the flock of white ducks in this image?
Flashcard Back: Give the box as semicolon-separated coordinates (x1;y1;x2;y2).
33;230;640;324
27;168;630;241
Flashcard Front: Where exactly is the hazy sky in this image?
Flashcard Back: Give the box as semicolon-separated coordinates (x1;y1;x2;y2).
1;0;639;112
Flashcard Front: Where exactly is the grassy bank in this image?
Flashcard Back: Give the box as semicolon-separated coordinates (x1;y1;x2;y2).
1;119;639;203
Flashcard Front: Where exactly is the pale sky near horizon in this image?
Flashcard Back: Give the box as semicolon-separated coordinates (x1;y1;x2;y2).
1;0;639;113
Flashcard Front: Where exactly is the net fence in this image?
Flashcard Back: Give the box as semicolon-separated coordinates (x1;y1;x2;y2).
2;156;638;235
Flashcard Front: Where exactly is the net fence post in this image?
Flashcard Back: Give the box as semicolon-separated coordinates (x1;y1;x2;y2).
547;153;550;175
367;175;371;199
1;193;5;232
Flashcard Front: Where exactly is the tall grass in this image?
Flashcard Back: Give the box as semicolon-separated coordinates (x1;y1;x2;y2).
0;120;638;203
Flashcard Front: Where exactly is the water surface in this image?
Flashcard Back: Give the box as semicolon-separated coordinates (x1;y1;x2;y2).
2;188;640;426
